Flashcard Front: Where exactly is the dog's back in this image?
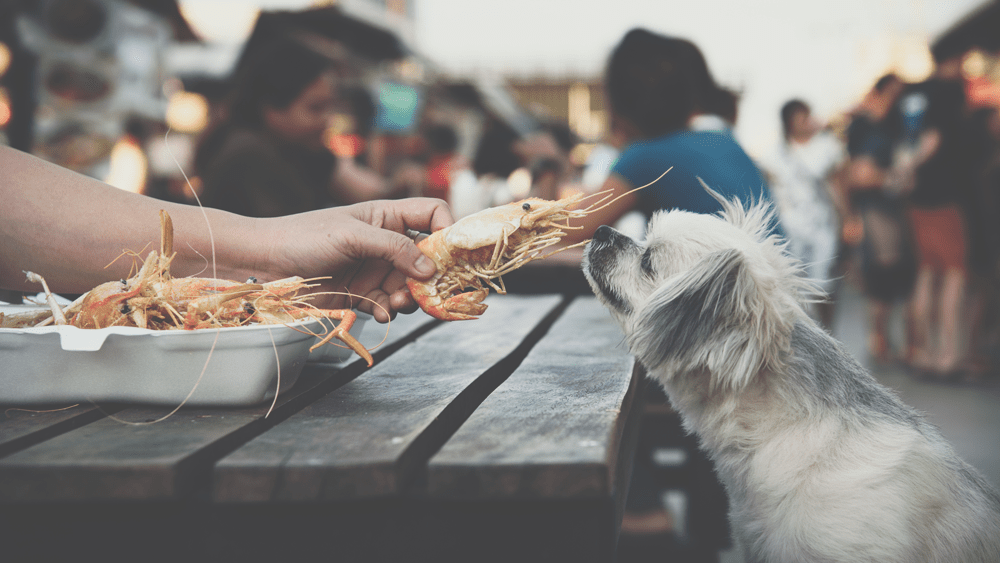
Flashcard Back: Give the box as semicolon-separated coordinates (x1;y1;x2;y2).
727;323;1000;563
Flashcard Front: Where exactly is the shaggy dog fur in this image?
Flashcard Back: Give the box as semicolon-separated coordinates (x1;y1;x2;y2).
583;193;1000;563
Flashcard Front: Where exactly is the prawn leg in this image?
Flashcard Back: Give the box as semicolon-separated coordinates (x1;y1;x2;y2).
299;309;374;367
433;288;489;321
24;271;68;325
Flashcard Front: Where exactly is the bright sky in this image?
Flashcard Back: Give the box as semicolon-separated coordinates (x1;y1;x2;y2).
413;0;988;155
179;0;989;156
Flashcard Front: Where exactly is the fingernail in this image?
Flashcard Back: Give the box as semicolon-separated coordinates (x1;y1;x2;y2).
415;255;435;276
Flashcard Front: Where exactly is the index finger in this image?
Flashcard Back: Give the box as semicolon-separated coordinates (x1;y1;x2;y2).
381;198;454;234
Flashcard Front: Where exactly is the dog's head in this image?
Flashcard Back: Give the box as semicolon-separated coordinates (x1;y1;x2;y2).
583;190;815;392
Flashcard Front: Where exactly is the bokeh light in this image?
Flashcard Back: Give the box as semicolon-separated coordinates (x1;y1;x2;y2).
177;2;260;43
963;51;988;79
104;136;148;194
0;43;11;77
165;91;209;133
507;167;532;199
0;89;11;128
892;36;935;83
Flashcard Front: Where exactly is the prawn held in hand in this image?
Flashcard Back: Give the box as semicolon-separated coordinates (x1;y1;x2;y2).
406;170;668;321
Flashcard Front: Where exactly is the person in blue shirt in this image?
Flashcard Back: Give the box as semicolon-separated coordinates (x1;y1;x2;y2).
573;29;781;238
586;29;775;551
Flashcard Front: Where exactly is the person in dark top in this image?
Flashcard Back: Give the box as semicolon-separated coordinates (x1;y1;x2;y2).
960;107;1000;380
195;38;389;218
843;73;916;362
888;47;970;377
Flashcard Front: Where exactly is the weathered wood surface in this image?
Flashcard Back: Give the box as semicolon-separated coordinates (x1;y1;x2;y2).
426;298;639;500
0;295;645;562
0;404;114;458
212;295;565;501
0;311;435;501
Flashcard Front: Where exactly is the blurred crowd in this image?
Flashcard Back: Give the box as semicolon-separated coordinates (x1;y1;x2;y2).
2;1;1000;385
762;43;1000;386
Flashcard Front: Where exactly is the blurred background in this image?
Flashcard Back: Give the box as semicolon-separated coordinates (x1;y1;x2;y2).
1;0;996;202
1;1;999;561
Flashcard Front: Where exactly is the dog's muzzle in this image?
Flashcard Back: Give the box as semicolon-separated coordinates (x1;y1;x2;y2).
583;225;634;315
593;225;616;243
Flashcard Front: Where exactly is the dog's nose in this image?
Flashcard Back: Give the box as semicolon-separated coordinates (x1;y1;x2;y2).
594;225;614;242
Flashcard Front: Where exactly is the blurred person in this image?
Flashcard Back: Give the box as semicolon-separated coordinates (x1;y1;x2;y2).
0;146;451;323
526;121;577;201
449;117;519;219
194;38;392;218
961;107;1000;380
567;29;780;242
529;158;563;201
464;116;578;215
340;85;378;167
680;35;739;134
888;47;971;378
844;73;916;363
578;28;779;556
422;123;467;202
764;99;845;327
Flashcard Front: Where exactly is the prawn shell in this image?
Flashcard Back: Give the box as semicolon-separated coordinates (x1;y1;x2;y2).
443;207;521;250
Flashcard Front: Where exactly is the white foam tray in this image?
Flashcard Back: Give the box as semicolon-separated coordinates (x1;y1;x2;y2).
0;306;368;406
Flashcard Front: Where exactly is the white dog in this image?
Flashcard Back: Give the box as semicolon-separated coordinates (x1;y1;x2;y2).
583;193;1000;563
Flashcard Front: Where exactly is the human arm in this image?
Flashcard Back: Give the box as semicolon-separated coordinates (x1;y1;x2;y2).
0;147;451;322
844;154;888;189
821;135;850;220
886;129;940;194
827;159;851;221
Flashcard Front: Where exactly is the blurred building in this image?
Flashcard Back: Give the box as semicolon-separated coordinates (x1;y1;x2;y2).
0;0;591;207
506;76;605;142
0;0;198;184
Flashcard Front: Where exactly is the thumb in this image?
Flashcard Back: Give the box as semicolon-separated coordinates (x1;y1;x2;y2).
354;225;437;279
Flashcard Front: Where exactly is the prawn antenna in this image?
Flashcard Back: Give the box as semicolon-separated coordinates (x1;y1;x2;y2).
164;127;218;280
584;167;672;213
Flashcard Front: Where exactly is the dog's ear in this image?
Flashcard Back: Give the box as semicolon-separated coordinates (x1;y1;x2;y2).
629;248;792;391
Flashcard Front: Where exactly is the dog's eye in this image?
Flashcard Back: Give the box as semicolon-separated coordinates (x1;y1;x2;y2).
640;249;655;276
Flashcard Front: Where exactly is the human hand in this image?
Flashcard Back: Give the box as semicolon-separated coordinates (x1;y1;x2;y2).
266;198;452;322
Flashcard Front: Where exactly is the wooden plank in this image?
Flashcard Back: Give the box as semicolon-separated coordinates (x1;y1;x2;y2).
0;312;436;502
212;295;566;502
427;297;638;500
353;308;438;360
0;404;118;458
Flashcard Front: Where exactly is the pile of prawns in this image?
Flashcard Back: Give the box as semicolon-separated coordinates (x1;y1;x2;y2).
0;210;373;366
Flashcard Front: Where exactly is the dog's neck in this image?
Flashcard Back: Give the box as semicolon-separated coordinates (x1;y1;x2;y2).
654;322;853;495
657;365;808;472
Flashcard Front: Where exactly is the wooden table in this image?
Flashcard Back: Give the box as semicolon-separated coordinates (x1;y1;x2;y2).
0;295;643;562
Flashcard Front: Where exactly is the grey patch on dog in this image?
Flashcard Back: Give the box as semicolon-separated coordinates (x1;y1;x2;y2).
788;322;918;423
632;249;746;371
